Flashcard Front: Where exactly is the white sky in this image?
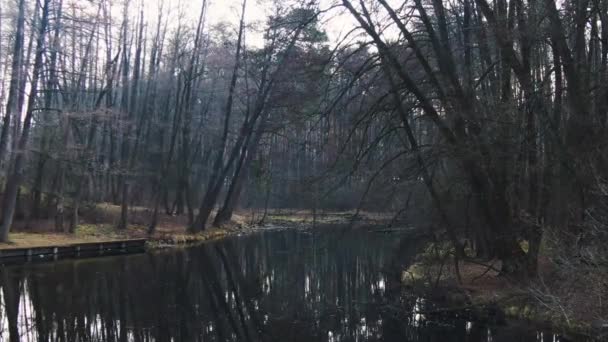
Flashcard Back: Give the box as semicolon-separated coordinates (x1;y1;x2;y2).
134;0;360;47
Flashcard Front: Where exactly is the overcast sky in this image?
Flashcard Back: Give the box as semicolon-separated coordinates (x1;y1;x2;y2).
135;0;360;47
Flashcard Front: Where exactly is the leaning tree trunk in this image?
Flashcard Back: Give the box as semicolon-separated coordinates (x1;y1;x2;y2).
214;112;270;226
190;0;247;233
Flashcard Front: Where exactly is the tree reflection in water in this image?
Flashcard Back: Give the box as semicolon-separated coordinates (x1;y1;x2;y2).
0;228;573;341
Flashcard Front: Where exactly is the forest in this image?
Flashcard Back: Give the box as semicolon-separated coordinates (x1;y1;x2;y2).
0;0;606;339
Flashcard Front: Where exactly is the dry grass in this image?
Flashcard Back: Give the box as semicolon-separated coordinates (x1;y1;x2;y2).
0;205;392;250
0;232;123;249
0;224;232;250
262;209;393;225
0;203;243;250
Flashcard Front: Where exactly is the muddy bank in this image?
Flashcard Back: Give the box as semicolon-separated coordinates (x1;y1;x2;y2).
401;241;605;341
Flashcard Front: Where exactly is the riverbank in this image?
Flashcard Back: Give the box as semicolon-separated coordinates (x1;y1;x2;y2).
0;204;391;251
404;243;605;341
0;217;233;251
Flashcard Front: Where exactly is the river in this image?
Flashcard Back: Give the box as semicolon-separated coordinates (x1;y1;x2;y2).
0;227;583;341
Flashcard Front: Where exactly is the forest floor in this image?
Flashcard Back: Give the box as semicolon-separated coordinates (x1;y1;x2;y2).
0;204;390;250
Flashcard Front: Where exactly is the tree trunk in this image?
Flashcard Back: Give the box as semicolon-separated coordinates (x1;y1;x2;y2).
0;0;51;242
0;0;26;170
214;110;270;226
190;0;247;233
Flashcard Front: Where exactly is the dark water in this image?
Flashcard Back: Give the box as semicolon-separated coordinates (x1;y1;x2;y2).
0;228;582;341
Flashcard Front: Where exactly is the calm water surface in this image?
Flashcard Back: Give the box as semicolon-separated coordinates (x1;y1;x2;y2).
0;228;584;341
